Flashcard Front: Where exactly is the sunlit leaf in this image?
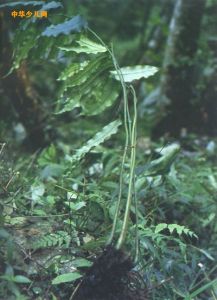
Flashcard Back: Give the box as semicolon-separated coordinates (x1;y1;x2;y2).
57;62;89;81
110;65;158;82
56;53;119;115
167;224;197;238
70;119;121;164
155;223;168;233
52;272;82;285
59;36;107;54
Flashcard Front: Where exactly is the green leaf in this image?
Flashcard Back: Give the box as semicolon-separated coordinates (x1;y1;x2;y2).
72;258;93;268
6;217;27;226
70;119;121;164
13;275;32;284
57;53;119;115
61;54;109;88
11;24;41;71
81;77;119;115
186;278;217;299
40;164;65;179
110;65;158;82
167;224;197;238
31;183;45;202
57;76;118;116
32;209;47;216
82;236;107;250
59;36;107;54
56;95;81;114
52;272;82;285
38;144;57;166
32;231;71;249
155;223;168;233
57;62;89;81
0;229;10;239
0;275;13;282
138;143;180;176
167;224;178;234
0;275;31;283
42;15;87;37
176;225;185;235
65;201;86;211
0;1;44;8
41;1;62;10
198;248;215;261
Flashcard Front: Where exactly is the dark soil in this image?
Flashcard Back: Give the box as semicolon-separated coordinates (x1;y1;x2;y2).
72;246;148;300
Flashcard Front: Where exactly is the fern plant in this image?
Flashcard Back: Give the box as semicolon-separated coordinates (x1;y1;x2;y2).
3;4;215;299
32;231;71;250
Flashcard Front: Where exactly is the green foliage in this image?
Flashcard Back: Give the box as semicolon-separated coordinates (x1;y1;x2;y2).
32;231;71;250
56;52;119;115
1;2;217;299
111;65;158;82
137;143;180;176
0;1;45;8
39;1;62;10
154;223;197;238
59;36;107;54
185;278;217;299
70;119;122;164
9;2;63;72
0;275;31;284
42;15;87;37
1;115;217;299
38;144;57;166
52;272;82;285
0;1;62;9
11;24;40;71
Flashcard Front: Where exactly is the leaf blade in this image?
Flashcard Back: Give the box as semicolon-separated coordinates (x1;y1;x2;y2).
52;272;82;285
70;119;122;164
42;15;87;37
111;65;158;82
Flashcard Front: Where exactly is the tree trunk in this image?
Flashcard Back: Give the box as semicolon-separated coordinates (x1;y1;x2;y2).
152;0;206;136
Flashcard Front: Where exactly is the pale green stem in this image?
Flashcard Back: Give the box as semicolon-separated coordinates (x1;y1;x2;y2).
87;28;130;245
130;87;139;262
116;87;137;250
107;141;128;245
133;173;139;263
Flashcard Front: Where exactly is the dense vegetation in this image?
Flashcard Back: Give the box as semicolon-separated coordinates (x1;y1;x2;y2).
0;1;217;299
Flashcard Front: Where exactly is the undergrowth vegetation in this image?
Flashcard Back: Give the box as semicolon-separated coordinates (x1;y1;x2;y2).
1;127;217;299
0;1;217;300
